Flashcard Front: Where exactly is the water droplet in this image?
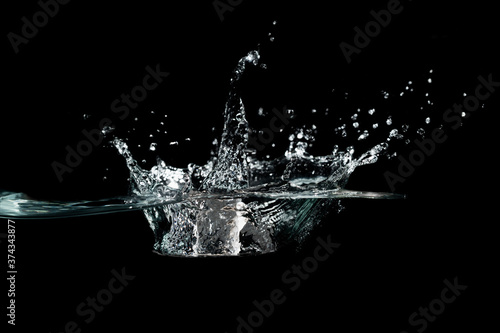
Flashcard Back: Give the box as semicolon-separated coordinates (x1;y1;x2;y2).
311;109;317;114
358;130;369;141
149;143;157;151
101;125;115;135
353;122;359;128
425;117;431;124
273;20;277;25
428;78;432;84
151;110;155;114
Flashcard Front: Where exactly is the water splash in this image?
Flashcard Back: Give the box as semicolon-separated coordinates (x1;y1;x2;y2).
0;49;416;257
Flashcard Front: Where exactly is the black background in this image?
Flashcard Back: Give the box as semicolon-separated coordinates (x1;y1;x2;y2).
2;0;498;332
